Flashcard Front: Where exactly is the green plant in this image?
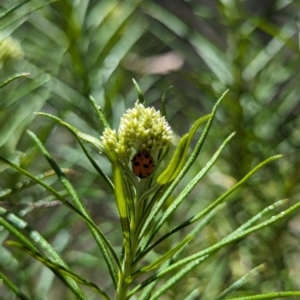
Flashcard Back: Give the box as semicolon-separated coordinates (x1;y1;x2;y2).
1;82;300;299
1;0;300;299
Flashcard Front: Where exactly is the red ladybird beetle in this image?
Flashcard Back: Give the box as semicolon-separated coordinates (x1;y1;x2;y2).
131;150;155;178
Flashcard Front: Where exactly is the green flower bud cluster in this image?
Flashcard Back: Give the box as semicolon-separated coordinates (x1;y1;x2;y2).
101;102;173;159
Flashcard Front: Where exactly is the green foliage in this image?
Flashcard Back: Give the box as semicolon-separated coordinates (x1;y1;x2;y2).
1;0;300;299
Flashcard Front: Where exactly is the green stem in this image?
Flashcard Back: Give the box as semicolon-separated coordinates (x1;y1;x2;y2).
115;178;149;299
116;223;136;299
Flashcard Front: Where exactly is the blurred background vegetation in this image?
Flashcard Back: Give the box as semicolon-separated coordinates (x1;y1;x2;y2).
0;0;300;299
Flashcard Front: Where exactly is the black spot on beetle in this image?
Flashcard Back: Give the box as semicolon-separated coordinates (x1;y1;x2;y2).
143;164;149;168
134;162;140;166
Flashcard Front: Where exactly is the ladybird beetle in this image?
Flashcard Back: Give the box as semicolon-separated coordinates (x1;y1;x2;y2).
131;150;155;178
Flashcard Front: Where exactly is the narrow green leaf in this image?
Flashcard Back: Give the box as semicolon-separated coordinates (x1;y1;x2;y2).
132;78;145;104
35;112;106;152
243;23;297;81
183;289;200;300
147;194;295;280
0;270;30;300
0;157;114;252
141;2;233;85
161;85;173;117
0;206;86;297
138;281;158;300
0;73;30;89
156;114;211;185
133;204;223;298
135;184;164;234
129;206;225;298
141;132;235;252
149;258;206;300
0;157;95;217
166;203;226;264
215;264;265;300
0;156;121;284
0;217;86;300
143;198;285;264
139;90;228;244
91;3;144;84
89;95;110;129
187;155;283;226
26;130;119;287
225;291;300;300
0;168;74;199
133;236;192;277
113;154;131;258
0;214;41;254
0;0;30;20
17;193;65;216
6;241;110;300
127;255;209;297
144;168;286;260
130;198;288;296
222;199;287;242
35;112;114;191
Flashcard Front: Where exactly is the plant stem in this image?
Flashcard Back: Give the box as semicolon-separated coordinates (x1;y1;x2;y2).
115;178;149;299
